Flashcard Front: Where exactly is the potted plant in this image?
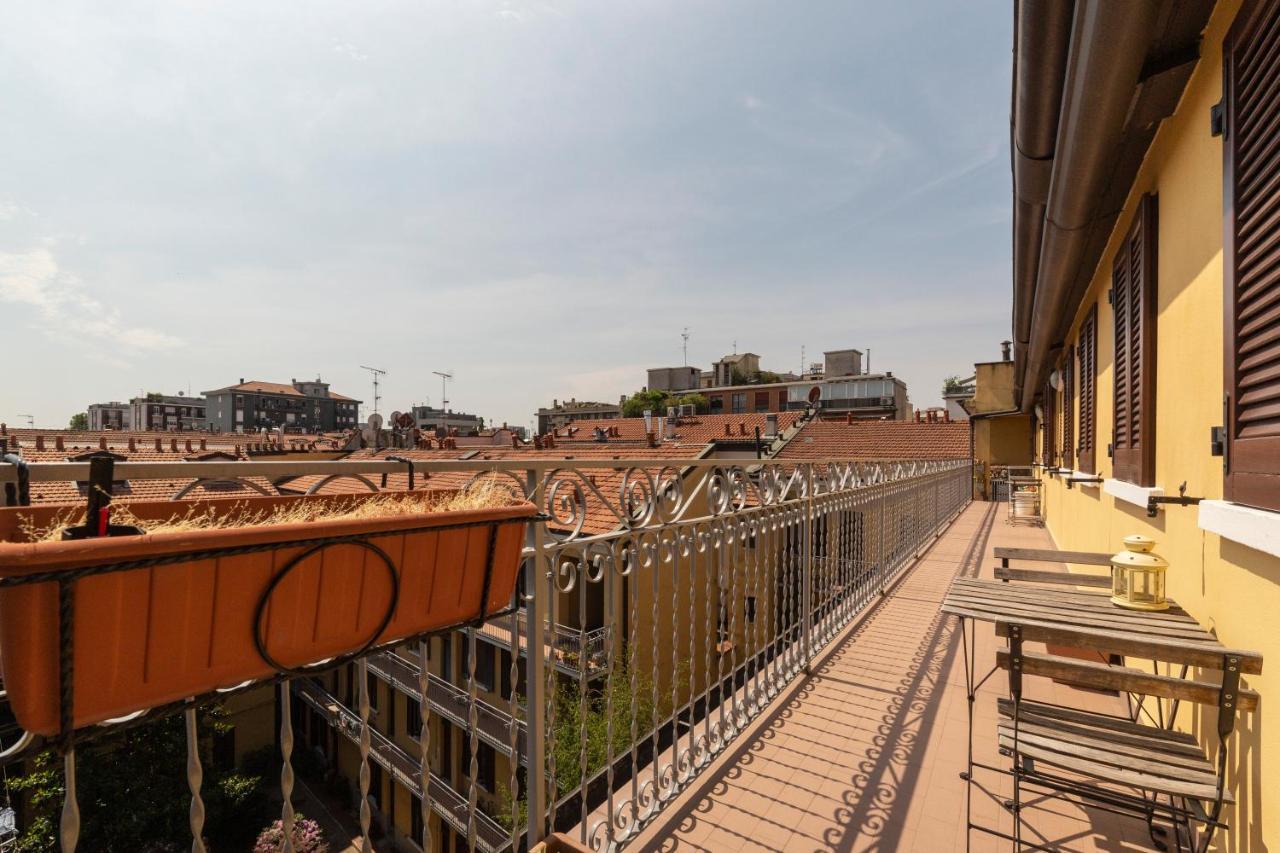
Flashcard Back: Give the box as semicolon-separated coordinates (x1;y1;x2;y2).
0;488;533;736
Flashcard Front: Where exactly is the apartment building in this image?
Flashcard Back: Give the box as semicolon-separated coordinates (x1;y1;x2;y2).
86;401;130;431
203;378;360;433
977;1;1280;845
412;406;483;437
534;398;623;435
128;393;206;431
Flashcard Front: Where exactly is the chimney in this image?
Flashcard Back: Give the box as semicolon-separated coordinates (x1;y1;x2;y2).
239;378;245;384
534;435;543;449
646;431;658;448
944;409;951;423
665;417;677;440
915;410;921;423
185;439;193;453
35;435;44;451
725;423;731;436
511;434;519;448
56;435;65;451
1000;340;1012;362
155;438;163;451
99;437;107;450
128;437;137;452
170;438;179;451
846;412;853;425
200;439;207;450
765;413;778;439
738;422;746;436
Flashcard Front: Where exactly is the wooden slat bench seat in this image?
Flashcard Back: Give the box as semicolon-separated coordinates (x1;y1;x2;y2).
996;699;1228;803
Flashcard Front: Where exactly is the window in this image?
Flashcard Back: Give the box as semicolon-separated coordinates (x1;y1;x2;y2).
754;391;769;413
1224;1;1280;511
407;698;423;739
1040;380;1056;467
366;670;379;711
411;796;425;847
731;393;746;414
440;634;452;681
1111;194;1158;486
709;396;724;414
1077;306;1098;474
1060;346;1075;470
461;639;494;691
462;738;496;793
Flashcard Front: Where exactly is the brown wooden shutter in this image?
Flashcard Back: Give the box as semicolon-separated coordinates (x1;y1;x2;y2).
1111;195;1158;486
1078;307;1098;473
1061;346;1075;470
1225;0;1280;511
1041;381;1056;467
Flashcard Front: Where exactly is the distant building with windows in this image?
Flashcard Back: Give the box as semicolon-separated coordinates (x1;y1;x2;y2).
87;401;131;431
649;347;909;420
129;393;206;431
535;398;624;435
410;406;482;436
202;378;359;433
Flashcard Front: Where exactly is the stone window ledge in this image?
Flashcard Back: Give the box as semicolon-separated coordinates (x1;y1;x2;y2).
1198;500;1280;559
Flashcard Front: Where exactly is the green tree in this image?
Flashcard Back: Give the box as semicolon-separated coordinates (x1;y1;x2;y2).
8;706;271;852
756;371;782;385
673;393;709;414
621;389;671;418
68;412;88;430
943;375;971;394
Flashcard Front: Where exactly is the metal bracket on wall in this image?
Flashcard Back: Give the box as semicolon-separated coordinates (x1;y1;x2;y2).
1146;482;1204;518
1065;475;1104;490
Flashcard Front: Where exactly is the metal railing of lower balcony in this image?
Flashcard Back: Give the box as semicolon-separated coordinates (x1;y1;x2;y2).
0;454;970;852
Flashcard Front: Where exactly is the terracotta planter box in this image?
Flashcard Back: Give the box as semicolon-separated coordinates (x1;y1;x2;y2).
0;492;533;736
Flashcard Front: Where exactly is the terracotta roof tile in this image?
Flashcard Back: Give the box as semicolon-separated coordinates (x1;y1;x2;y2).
777;420;969;460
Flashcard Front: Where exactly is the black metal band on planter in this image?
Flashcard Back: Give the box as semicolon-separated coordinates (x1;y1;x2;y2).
251;538;401;677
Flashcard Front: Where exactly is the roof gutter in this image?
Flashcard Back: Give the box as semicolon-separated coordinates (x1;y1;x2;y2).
1018;1;1163;411
1011;0;1074;388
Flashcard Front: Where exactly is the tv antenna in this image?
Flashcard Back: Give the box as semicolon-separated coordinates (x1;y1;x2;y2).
432;370;453;412
681;327;690;366
18;414;34;428
359;365;387;415
800;345;806;376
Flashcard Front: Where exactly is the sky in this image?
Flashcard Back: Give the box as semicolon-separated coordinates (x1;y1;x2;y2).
1;1;1012;433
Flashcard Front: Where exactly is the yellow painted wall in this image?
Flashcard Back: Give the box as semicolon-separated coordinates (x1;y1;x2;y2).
1036;2;1278;847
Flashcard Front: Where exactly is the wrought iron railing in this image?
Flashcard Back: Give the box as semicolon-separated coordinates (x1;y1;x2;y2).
0;454;971;852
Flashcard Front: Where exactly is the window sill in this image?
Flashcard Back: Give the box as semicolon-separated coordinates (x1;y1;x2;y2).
1198;500;1280;559
1103;478;1163;509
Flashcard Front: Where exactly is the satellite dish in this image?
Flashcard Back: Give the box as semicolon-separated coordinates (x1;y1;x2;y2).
396;411;415;429
807;385;822;404
390;411;403;427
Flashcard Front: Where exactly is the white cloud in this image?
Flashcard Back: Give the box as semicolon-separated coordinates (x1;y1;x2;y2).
0;246;182;354
331;40;368;62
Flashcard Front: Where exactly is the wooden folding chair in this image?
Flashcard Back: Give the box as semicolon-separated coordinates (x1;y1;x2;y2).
993;620;1262;852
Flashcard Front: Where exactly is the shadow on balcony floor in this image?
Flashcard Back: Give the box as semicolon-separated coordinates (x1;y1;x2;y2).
632;501;1151;852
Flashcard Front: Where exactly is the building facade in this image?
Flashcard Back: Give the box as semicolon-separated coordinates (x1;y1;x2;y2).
202;378;359;433
701;372;908;419
129;394;206;431
1002;2;1280;846
534;398;623;435
646;366;701;393
411;406;482;436
86;402;131;431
